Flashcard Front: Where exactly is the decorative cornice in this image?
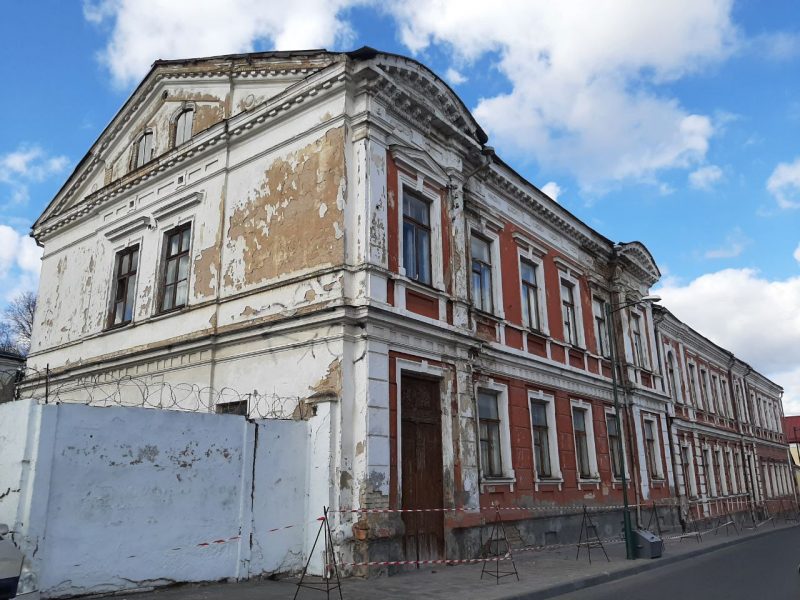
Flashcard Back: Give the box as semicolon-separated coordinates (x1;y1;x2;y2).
104;216;152;242
152;191;204;221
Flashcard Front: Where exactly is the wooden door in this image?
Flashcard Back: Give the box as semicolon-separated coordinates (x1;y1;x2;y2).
400;375;444;562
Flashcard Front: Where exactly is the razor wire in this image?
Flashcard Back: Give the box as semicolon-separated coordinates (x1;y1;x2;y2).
11;365;304;420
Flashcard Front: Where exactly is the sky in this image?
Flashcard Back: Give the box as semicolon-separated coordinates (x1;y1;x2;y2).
1;1;799;411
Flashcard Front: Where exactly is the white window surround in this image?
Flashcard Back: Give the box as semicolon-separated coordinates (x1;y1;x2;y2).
154;215;195;316
687;360;700;408
628;308;649;369
665;349;684;404
570;398;600;482
682;443;698;498
469;223;504;319
703;446;718;497
642;415;665;480
558;270;586;349
517;249;549;335
715;448;728;495
394;358;446;505
726;448;738;494
528;389;562;488
603;407;629;483
396;172;445;292
474;380;515;485
592;294;612;359
106;236;144;327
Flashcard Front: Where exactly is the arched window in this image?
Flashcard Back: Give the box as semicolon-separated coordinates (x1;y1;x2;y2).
174;109;194;146
134;131;154;168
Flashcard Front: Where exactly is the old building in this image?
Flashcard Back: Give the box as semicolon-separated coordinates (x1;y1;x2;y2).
23;47;792;571
655;307;794;523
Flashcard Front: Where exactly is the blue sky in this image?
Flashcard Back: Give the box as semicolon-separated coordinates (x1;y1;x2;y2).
1;1;799;410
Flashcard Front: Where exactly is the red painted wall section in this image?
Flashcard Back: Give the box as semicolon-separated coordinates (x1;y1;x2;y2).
579;277;598;354
542;254;565;343
406;288;439;319
439;188;453;296
498;222;523;326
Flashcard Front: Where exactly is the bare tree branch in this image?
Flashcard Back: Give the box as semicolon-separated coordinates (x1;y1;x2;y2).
3;291;36;355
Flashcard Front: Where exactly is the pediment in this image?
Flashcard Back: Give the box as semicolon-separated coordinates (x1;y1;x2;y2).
34;50;337;235
616;241;661;286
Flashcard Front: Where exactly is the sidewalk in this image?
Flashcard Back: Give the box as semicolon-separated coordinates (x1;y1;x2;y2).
110;519;799;600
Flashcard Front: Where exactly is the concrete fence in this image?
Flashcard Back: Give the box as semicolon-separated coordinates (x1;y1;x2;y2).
0;399;330;598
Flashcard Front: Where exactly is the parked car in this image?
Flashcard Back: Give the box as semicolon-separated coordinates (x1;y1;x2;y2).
0;524;37;599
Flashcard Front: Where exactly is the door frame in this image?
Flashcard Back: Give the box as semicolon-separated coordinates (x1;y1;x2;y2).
395;358;447;508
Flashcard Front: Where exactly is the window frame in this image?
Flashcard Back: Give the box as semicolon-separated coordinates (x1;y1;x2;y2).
570;399;599;482
396;175;445;292
642;416;664;480
133;129;155;170
704;446;718;497
629;311;647;368
557;269;585;348
470;232;496;315
687;361;699;408
107;244;140;329
681;443;698;498
475;381;515;483
604;409;627;481
592;296;611;358
158;221;193;314
528;390;562;486
174;107;195;147
519;257;542;332
401;189;433;286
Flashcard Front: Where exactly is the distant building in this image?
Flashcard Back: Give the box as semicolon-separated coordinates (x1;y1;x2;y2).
22;48;794;571
0;350;23;403
784;415;800;497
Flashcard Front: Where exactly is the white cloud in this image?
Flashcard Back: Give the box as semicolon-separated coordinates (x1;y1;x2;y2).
0;145;69;209
703;227;749;259
767;157;800;209
387;0;736;188
656;268;800;414
83;0;365;88
540;181;561;201
0;226;42;302
794;242;800;264
750;31;800;61
444;67;467;85
689;164;724;190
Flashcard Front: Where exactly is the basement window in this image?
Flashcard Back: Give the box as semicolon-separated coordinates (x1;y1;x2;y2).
160;222;192;312
215;400;248;416
108;244;139;328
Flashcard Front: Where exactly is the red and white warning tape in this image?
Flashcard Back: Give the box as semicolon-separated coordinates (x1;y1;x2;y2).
334;501;675;515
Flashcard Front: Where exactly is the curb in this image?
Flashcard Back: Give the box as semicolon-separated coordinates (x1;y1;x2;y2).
504;523;798;600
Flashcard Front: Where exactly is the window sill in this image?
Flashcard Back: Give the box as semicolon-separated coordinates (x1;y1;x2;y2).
480;477;516;493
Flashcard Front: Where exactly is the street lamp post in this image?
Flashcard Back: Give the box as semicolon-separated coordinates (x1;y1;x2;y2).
605;294;660;560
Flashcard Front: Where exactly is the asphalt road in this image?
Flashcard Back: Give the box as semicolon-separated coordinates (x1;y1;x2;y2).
555;526;800;600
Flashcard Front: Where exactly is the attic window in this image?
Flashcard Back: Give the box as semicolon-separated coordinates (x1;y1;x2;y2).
135;131;154;168
175;109;194;146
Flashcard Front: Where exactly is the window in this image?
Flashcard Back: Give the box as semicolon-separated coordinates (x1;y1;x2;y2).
717;449;728;495
700;369;710;412
606;413;624;479
402;191;432;285
681;445;697;497
471;235;493;313
726;449;737;494
478;391;503;478
572;407;591;478
666;351;680;402
593;298;610;357
711;374;720;414
160;223;192;312
520;259;541;330
705;448;717;496
531;402;552;478
561;280;578;345
630;313;645;367
109;245;139;327
135;131;154;168
687;363;698;406
175;109;194;146
215;400;247;416
643;419;661;479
